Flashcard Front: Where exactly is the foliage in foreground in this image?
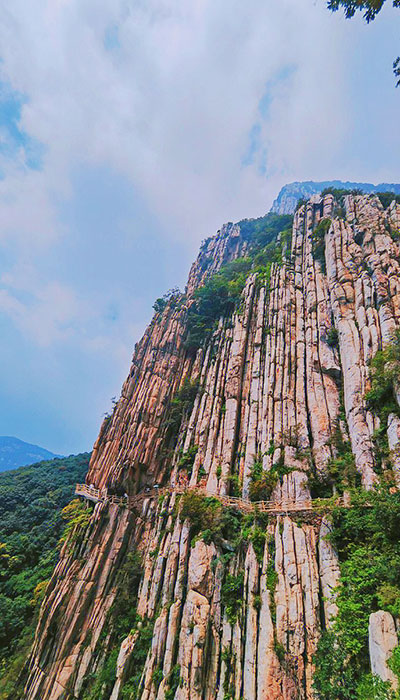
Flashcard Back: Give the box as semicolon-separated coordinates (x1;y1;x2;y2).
327;0;400;85
327;0;398;23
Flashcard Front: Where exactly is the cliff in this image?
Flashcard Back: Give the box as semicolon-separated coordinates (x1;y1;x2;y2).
23;191;400;700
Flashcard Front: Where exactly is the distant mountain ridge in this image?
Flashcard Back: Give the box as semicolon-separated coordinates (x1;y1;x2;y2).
271;179;400;214
0;436;61;472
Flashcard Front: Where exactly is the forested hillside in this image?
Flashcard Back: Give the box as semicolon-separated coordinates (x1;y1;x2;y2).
0;453;90;699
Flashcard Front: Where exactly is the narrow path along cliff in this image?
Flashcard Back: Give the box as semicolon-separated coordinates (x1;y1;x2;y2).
24;190;400;700
74;482;347;514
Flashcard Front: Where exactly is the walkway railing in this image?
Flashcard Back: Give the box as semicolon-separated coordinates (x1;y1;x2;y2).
75;483;344;514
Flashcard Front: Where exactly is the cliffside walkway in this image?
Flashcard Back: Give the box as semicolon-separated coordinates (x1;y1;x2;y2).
75;482;344;515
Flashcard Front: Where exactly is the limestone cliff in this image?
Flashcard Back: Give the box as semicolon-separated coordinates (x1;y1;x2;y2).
24;192;400;700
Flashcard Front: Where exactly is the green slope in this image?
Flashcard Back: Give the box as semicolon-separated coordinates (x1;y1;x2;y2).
0;452;90;698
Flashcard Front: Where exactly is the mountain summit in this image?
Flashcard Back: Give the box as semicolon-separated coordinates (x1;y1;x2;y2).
0;436;61;472
271;179;400;214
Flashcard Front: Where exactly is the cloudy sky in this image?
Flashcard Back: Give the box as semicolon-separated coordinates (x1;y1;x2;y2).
0;0;399;456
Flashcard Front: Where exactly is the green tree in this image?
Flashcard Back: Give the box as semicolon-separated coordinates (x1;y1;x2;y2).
0;453;90;698
327;1;400;85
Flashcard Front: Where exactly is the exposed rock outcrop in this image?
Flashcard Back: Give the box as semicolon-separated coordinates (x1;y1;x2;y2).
25;192;400;699
369;611;399;688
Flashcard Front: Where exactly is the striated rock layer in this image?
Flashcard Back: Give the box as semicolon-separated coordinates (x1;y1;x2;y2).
25;193;400;699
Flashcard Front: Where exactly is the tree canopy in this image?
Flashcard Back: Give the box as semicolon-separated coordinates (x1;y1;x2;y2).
0;453;90;698
328;0;399;22
327;0;400;85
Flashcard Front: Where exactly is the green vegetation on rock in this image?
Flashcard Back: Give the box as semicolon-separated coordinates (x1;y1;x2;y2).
313;332;400;696
185;257;253;352
177;445;198;477
311;217;331;273
221;572;244;623
185;213;293;352
59;497;93;544
249;453;293;502
152;287;183;314
376;192;400;209
238;212;293;248
313;488;400;699
366;329;400;475
366;331;400;425
321;186;363;202
82;550;147;700
162;378;200;450
180;490;241;547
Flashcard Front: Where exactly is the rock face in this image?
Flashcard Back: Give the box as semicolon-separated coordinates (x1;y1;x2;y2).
25;193;400;699
369;611;399;688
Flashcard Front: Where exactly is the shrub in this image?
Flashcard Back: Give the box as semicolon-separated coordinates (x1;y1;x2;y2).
177;446;198;476
266;537;278;622
60;499;93;544
152;667;163;689
376;583;400;618
152;287;182;314
356;673;395;700
162;378;200;447
83;648;119;700
180;491;222;535
326;447;359;493
238;213;293;248
321;187;363;205
121;619;155;698
250;525;266;563
180;492;243;550
310;419;358;496
164;665;181;700
295;198;307;211
221;573;244;623
313;630;359;700
366;331;400;425
366;331;400;471
249;456;293;502
185;213;294;352
110;551;143;640
253;593;262;611
376;192;400;209
185;258;252;352
327;327;339;348
312;218;331;273
388;647;400;687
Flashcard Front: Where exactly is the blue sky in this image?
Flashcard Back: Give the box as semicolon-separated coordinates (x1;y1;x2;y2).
0;0;399;455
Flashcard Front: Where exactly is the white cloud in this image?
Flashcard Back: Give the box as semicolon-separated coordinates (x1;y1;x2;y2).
0;0;399;451
1;0;398;246
0;0;371;242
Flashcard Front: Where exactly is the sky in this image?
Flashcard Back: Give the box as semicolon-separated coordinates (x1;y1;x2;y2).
0;0;399;455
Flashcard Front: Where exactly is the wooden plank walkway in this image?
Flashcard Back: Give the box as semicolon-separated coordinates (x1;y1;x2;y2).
75;483;344;514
